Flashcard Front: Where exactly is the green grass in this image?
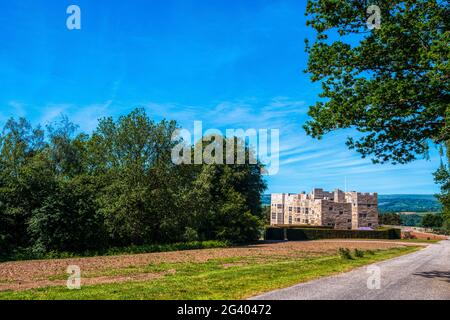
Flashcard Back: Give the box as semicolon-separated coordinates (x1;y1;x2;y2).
0;246;419;300
391;238;442;243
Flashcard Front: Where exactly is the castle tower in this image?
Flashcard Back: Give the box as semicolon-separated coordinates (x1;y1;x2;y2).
346;192;378;229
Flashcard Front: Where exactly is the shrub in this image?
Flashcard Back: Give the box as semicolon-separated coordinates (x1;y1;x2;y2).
338;248;352;260
266;227;284;240
271;224;333;230
183;227;199;242
265;227;401;241
354;249;365;258
402;231;416;239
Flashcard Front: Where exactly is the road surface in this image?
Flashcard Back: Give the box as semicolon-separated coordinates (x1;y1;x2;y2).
251;240;450;300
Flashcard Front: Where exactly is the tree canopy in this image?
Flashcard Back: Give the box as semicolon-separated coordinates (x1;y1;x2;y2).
421;212;444;228
304;0;449;164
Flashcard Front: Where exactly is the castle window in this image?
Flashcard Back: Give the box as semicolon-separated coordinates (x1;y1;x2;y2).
368;223;372;227
277;204;283;209
288;207;292;212
329;207;333;210
347;219;351;223
339;211;343;215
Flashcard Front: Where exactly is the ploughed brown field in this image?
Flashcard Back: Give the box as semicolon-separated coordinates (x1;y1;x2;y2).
0;240;424;292
407;231;448;240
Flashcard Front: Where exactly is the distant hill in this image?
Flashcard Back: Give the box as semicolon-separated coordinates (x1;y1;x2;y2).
378;194;441;213
261;194;442;213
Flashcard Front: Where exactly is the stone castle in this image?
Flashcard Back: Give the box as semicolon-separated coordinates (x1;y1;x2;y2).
270;188;378;230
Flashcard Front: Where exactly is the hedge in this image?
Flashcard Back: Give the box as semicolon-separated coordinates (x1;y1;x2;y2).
271;224;333;230
265;227;401;241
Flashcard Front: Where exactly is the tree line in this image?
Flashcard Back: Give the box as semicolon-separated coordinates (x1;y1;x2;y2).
0;108;266;259
379;212;447;231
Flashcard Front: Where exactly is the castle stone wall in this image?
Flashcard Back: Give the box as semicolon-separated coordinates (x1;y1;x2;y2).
270;188;378;230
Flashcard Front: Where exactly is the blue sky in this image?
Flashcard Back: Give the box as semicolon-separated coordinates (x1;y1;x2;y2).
0;0;442;194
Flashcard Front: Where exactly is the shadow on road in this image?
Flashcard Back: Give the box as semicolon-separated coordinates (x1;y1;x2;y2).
413;271;450;283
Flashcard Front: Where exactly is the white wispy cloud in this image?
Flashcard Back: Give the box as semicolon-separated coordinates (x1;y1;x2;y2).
39;104;70;125
280;149;336;166
8;101;27;118
35;100;114;133
144;96;307;130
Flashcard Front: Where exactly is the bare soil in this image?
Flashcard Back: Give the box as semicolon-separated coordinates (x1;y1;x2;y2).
0;240;421;292
406;231;448;240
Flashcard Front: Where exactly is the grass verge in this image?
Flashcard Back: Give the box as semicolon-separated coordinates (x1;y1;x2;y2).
0;246;419;300
394;239;443;243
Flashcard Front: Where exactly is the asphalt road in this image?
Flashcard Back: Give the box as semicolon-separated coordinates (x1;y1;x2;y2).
251;240;450;300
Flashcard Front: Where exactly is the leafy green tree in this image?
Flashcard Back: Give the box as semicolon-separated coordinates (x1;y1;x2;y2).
28;175;107;253
378;212;402;225
91;109;188;245
304;0;449;227
0;118;48;252
421;213;444;228
434;146;450;231
187;165;264;243
46;116;87;177
22;116;102;254
304;0;449;164
262;205;271;226
0;200;12;256
186;136;267;243
400;214;423;227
